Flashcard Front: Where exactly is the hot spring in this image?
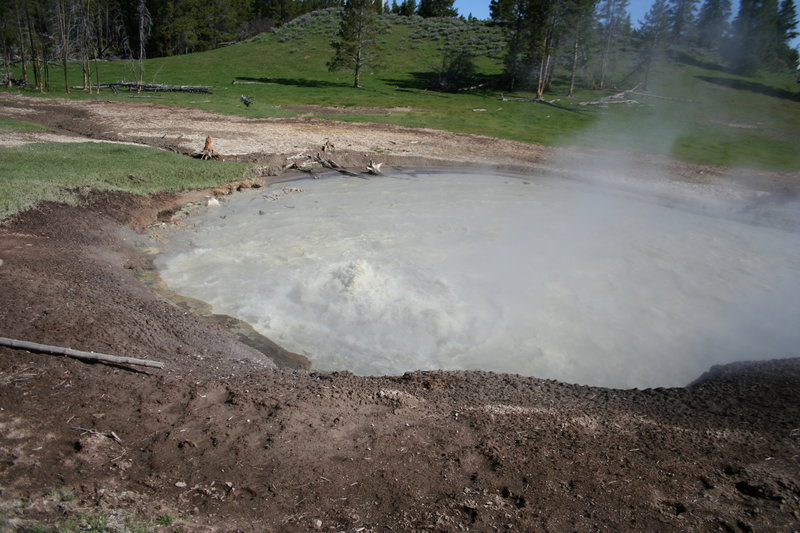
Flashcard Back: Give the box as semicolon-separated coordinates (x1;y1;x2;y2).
155;170;800;389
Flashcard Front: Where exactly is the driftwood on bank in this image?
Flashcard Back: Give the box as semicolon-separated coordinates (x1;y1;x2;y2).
284;152;377;178
366;160;383;175
71;81;211;94
0;337;165;369
579;84;643;106
500;95;535;102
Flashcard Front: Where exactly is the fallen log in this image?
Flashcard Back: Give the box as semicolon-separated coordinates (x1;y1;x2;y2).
500;95;534;102
579;84;643;106
457;82;490;92
71;82;211;94
366;160;383;175
394;87;451;98
0;337;165;369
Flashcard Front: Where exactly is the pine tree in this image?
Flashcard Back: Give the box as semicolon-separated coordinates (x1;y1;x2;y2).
639;0;671;88
398;0;417;16
779;0;798;40
696;0;732;50
328;0;383;88
777;0;798;64
596;0;631;89
669;0;698;39
417;0;457;17
728;0;787;72
490;0;530;89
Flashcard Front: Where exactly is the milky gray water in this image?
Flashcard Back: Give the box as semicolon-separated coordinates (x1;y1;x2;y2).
155;171;800;388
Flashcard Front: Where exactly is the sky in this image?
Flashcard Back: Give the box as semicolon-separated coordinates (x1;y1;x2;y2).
452;0;656;24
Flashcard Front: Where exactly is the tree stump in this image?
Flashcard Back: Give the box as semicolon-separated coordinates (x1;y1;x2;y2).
199;135;222;160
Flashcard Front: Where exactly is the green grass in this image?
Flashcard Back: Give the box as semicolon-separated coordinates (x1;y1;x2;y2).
0;118;52;133
2;11;799;172
0;142;255;219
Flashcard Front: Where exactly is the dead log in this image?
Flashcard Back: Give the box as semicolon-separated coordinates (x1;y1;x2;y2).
457;82;489;92
579;84;643;106
366;160;383;175
394;87;451;98
71;82;211;93
0;336;165;369
500;95;534;102
314;152;343;169
337;169;361;177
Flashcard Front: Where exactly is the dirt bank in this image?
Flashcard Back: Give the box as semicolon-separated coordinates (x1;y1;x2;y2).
1;94;799;532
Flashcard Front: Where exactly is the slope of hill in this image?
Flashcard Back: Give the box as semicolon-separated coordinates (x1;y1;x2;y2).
3;11;800;169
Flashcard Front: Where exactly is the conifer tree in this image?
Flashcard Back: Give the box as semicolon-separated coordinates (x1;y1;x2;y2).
779;0;798;40
696;0;732;50
669;0;698;39
564;0;598;95
639;0;671;88
417;0;457;17
398;0;417;15
328;0;382;88
596;0;631;88
727;0;791;72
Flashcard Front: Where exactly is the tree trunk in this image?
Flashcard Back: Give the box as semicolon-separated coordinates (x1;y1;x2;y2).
55;0;71;93
2;36;12;88
642;48;653;91
536;51;551;99
568;35;579;97
599;29;613;90
24;5;42;92
14;2;28;83
354;39;363;88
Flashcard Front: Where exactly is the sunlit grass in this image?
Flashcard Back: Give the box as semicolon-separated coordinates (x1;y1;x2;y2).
0;118;52;133
2;12;798;169
0;142;255;219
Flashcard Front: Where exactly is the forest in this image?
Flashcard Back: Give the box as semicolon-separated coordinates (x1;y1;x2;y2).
1;0;797;97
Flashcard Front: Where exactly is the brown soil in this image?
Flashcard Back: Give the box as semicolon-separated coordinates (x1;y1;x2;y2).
1;94;799;532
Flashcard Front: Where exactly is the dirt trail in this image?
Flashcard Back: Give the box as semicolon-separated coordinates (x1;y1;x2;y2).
0;94;799;532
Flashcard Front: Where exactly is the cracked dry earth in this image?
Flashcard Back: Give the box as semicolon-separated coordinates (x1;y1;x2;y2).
0;94;799;532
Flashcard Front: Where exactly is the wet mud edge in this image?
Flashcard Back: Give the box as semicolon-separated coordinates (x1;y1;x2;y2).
142;174;313;370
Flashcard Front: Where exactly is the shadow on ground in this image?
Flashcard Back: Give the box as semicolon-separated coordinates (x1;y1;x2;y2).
696;75;800;102
235;76;352;89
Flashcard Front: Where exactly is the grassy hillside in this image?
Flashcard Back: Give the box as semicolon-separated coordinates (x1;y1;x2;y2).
3;10;800;170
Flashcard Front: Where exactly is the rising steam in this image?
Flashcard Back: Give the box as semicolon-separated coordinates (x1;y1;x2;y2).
156;170;800;389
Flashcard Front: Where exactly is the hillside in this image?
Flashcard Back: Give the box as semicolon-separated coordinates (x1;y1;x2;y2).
3;10;800;170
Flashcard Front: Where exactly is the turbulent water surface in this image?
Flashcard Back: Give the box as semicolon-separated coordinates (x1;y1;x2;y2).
156;171;800;388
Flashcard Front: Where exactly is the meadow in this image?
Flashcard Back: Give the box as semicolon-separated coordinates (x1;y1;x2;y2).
2;11;799;219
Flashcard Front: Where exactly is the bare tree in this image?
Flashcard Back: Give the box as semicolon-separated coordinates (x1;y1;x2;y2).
136;0;152;88
53;0;74;93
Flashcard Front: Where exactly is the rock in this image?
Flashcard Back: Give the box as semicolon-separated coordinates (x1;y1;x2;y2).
175;481;187;488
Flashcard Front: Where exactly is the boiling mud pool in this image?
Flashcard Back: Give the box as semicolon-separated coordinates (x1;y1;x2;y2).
156;171;800;388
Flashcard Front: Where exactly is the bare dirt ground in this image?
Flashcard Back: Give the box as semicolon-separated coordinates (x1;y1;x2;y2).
1;94;799;532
